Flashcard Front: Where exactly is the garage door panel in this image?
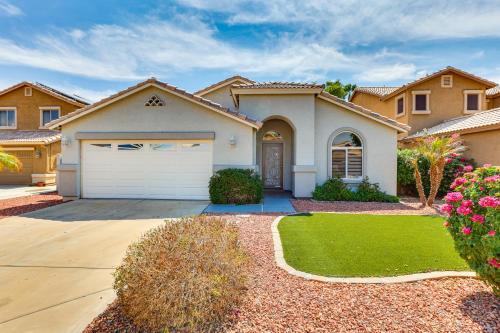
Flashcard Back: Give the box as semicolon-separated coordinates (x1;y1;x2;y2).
82;141;212;199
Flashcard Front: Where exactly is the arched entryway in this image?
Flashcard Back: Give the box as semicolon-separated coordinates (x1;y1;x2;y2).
256;118;295;191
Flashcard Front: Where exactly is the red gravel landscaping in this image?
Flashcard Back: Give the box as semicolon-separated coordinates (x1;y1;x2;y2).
292;197;442;215
0;192;64;219
85;214;499;333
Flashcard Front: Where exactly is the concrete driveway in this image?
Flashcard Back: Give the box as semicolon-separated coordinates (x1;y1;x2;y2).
0;199;208;333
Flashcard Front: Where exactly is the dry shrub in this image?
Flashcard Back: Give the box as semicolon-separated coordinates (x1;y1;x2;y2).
113;216;248;332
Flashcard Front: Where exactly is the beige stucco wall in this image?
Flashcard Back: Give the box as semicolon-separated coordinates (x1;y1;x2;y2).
351;92;394;119
256;119;294;191
315;99;398;195
59;86;255;196
461;129;500;166
199;80;247;111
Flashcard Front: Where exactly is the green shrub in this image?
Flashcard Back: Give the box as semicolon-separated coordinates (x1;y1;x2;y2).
113;216;248;332
353;178;400;203
209;168;263;204
398;149;476;197
441;165;499;295
313;177;399;203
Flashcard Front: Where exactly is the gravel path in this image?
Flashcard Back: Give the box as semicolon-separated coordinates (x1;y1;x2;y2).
292;198;441;215
0;192;64;219
85;214;499;333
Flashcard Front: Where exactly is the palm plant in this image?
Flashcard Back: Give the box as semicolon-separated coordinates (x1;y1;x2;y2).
0;147;22;172
412;134;466;206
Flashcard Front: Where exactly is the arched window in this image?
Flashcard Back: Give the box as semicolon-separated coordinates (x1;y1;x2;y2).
331;131;363;179
262;130;283;141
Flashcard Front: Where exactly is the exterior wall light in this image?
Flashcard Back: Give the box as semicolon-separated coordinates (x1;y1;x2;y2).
229;136;237;146
61;136;72;146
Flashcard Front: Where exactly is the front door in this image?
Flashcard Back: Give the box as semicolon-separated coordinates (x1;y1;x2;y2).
262;143;283;189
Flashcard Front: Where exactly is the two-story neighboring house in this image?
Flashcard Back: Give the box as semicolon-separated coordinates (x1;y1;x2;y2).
350;66;500;165
0;82;89;185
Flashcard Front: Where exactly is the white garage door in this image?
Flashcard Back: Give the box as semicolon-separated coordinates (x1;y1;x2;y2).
81;140;213;199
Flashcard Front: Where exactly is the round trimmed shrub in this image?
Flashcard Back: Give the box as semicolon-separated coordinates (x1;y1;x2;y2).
209;168;263;204
441;165;499;295
113;216;248;332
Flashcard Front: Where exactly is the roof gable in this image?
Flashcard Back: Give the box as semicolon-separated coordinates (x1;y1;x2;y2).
317;91;410;133
381;66;497;101
194;75;254;96
349;86;400;101
0;81;89;107
46;78;261;129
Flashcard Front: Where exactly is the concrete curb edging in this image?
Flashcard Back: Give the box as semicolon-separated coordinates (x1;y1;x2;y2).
271;216;476;284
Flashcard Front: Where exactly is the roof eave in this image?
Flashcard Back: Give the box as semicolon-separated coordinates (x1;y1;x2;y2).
231;87;324;96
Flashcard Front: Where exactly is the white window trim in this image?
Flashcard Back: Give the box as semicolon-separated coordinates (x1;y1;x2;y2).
411;90;431;114
0;107;17;129
463;90;482;114
39;106;61;128
394;94;406;118
441;75;453;88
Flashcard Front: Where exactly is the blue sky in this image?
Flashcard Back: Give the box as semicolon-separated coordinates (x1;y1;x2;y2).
0;0;500;101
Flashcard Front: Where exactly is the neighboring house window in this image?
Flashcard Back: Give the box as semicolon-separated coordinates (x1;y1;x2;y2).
441;75;453;88
464;90;482;113
395;94;405;117
412;90;431;114
331;131;363;180
0;107;16;129
40;107;60;126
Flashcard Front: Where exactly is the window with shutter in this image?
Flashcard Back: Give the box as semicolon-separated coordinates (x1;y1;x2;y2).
331;131;363;180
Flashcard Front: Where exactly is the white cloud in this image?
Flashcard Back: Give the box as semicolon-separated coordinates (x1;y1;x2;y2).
354;63;418;83
177;0;500;42
0;16;364;82
0;0;22;16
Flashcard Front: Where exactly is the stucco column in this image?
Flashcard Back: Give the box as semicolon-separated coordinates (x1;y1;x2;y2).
292;121;316;198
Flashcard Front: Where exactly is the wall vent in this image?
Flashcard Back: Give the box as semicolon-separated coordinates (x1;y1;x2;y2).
145;95;165;106
441;75;453;88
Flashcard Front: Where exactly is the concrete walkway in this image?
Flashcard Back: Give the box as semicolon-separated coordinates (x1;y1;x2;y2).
204;191;296;214
0;185;57;200
0;199;207;333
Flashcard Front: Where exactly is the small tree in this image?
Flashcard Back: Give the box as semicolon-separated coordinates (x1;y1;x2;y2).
324;80;357;100
0;147;22;172
411;134;466;207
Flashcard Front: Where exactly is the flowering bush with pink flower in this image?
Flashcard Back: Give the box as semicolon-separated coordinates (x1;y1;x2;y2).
442;165;499;295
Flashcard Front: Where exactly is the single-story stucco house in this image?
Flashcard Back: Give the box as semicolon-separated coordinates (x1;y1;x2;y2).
46;76;409;200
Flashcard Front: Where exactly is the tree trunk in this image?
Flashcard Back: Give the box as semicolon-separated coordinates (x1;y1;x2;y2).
413;162;427;207
427;158;446;206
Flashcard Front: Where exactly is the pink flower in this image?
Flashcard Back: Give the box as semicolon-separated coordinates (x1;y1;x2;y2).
461;199;473;207
488;258;500;269
488;230;496;237
440;204;453;214
463;165;473;172
445;192;463;202
484;175;500;183
470;214;485;224
455;177;467;186
451;153;459;158
445;158;453;164
457;205;472;216
451;133;460;139
478;196;500;208
443;221;450;227
479;186;485;191
483;163;492;168
462;227;472;235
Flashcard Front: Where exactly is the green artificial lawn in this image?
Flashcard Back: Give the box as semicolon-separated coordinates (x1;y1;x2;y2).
278;213;470;277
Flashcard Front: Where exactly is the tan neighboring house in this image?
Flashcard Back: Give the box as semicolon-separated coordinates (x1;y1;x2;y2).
0;82;89;185
350;66;499;165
